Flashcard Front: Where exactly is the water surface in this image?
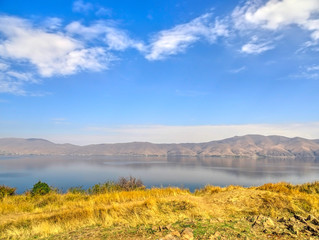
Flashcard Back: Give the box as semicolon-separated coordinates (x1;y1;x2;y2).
1;155;319;193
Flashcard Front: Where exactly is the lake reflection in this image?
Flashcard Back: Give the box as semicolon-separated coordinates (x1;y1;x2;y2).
0;155;319;193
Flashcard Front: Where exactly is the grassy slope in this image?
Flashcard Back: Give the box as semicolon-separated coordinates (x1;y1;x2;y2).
1;183;319;239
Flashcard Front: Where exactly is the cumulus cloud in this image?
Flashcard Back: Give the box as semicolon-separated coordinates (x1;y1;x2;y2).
244;0;319;31
0;16;112;78
145;13;229;60
0;16;112;77
0;15;114;94
233;0;319;49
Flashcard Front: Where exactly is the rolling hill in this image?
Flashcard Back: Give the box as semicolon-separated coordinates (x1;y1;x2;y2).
0;135;319;158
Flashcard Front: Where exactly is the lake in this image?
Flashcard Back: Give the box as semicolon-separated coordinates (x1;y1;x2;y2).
1;155;319;193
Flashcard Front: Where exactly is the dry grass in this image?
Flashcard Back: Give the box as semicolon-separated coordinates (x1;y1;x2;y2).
1;182;319;239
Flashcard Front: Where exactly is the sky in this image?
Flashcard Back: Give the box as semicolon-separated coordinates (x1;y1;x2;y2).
0;0;319;145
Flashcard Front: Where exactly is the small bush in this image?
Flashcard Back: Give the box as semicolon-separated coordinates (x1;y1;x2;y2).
31;181;51;196
88;177;145;194
0;185;16;199
117;176;145;191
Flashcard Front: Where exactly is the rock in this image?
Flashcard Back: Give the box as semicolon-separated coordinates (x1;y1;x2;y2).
306;225;317;232
311;218;319;226
181;228;193;240
264;218;275;228
294;214;307;224
253;215;275;228
160;230;181;240
287;224;298;234
166;224;173;230
277;217;286;223
171;231;181;237
289;217;296;222
161;233;179;240
305;224;318;235
252;215;262;226
306;215;313;221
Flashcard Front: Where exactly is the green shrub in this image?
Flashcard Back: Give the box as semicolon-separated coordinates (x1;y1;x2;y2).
0;185;16;199
31;181;51;196
88;181;120;194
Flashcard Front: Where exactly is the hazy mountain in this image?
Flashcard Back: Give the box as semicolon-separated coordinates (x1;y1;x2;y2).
1;135;319;158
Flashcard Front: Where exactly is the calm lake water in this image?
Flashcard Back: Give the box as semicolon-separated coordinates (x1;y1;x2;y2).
1;155;319;193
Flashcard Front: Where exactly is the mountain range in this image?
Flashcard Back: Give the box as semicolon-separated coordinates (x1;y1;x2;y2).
0;135;319;158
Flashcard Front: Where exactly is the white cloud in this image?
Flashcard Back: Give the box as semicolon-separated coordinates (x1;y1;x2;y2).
65;21;105;39
66;21;145;52
307;65;319;71
145;13;229;60
0;71;27;95
0;16;112;78
56;47;112;75
0;81;25;95
230;66;246;73
241;41;274;54
42;17;63;30
0;66;40;95
234;0;319;44
245;0;319;30
73;0;111;17
0;61;9;71
290;64;319;80
6;71;36;83
104;27;145;51
95;7;112;17
72;0;93;13
44;122;319;145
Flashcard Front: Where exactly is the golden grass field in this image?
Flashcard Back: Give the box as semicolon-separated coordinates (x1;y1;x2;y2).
1;182;319;239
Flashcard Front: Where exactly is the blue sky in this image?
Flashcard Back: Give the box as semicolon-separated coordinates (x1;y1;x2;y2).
0;0;319;144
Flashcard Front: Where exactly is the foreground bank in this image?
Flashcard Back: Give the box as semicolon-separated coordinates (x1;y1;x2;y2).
1;182;319;239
